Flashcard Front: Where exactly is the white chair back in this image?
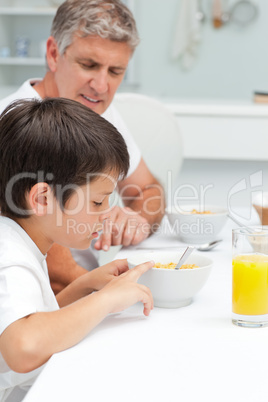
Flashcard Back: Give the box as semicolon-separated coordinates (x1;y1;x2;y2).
114;92;183;191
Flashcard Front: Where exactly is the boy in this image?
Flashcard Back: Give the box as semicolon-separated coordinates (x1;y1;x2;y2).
0;98;153;401
0;0;165;294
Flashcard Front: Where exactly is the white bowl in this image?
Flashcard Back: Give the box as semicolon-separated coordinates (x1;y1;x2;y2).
128;251;213;308
166;205;228;244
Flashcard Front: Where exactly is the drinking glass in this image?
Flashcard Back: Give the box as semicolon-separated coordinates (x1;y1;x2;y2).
232;227;268;327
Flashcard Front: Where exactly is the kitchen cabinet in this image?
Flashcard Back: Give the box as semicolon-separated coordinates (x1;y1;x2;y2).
165;99;268;161
163;99;268;207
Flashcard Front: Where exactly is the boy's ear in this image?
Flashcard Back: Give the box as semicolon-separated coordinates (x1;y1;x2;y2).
46;36;60;72
28;183;52;216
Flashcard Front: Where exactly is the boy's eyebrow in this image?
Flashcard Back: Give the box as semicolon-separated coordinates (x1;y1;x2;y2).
101;191;114;195
93;190;114;196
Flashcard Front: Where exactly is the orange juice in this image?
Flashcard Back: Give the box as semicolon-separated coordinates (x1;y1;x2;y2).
232;254;268;315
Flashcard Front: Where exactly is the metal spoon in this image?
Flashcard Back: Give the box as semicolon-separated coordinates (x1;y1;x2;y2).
136;241;222;252
175;246;195;270
196;239;222;251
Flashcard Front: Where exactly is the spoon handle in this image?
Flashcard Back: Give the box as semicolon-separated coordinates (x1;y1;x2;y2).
175;246;195;270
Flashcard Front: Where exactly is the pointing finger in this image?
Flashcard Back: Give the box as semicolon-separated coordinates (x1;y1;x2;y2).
131;260;155;281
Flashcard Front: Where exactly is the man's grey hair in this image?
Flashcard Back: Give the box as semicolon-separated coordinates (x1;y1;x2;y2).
51;0;140;55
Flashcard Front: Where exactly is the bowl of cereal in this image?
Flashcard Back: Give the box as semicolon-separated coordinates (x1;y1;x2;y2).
127;250;213;308
166;205;228;244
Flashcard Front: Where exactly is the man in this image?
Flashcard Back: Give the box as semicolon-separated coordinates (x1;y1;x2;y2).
0;0;165;293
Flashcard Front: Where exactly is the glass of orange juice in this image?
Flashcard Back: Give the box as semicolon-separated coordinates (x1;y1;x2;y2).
232;227;268;327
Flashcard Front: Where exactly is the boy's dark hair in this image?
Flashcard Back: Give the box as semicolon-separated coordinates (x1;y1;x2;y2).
0;98;129;218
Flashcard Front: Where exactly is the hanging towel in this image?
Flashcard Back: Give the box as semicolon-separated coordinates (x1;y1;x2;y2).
171;0;202;70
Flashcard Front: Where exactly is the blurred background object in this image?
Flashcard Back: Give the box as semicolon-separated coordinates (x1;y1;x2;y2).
171;0;203;70
212;0;223;28
253;192;268;225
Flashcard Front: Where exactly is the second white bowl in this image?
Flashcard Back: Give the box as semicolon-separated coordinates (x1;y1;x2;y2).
166;205;228;244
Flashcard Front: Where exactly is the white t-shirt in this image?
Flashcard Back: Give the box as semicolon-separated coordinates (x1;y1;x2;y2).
0;216;59;401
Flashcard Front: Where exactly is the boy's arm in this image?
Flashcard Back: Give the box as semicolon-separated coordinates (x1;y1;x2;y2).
55;259;130;307
0;290;111;373
47;248;131;304
0;261;154;374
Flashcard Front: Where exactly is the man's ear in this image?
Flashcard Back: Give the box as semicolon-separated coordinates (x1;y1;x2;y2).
28;183;52;216
46;36;60;72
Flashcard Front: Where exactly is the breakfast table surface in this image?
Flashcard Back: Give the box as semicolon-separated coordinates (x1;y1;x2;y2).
23;209;268;402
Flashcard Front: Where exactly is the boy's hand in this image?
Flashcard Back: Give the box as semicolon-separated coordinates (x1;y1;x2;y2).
89;259;129;291
100;260;154;316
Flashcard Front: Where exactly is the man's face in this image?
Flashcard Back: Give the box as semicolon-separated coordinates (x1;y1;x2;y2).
52;35;132;115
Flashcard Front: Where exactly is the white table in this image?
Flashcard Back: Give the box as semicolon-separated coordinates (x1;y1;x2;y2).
23;212;268;402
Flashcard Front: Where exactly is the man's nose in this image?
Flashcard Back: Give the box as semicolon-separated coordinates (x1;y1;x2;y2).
90;71;108;94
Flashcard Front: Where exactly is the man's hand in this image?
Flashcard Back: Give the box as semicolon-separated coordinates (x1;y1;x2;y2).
94;206;151;251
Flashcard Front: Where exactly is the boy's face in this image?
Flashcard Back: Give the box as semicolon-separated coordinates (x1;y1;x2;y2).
50;35;132;115
53;173;117;249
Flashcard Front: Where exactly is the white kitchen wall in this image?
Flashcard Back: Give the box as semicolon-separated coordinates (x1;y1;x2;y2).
131;0;268;101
